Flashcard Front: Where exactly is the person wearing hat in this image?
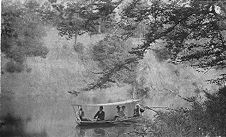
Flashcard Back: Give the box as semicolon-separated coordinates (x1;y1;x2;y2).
114;105;121;120
133;104;144;117
94;106;105;121
114;105;127;120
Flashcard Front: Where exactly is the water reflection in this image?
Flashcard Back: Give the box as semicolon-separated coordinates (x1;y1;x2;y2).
93;128;106;136
75;124;134;137
0;95;139;137
76;126;85;137
0;113;48;137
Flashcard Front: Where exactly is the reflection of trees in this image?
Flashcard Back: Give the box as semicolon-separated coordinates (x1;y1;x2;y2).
0;113;48;137
75;124;134;137
93;128;106;136
78;129;85;137
1;90;15;116
75;126;85;137
115;126;126;137
104;124;133;137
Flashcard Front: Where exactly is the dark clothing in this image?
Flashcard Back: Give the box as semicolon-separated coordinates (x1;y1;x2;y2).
133;108;144;117
133;108;140;117
94;111;105;121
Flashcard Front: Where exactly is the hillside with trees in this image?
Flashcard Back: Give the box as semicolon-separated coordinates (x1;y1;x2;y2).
1;0;226;137
41;0;226;136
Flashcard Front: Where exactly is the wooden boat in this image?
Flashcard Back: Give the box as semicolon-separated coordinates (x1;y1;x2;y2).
71;99;143;127
77;116;142;126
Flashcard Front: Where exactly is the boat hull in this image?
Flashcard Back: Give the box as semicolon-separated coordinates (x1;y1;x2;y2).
76;116;141;127
78;121;115;126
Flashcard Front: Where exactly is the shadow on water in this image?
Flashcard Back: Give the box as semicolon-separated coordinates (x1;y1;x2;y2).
0;113;48;137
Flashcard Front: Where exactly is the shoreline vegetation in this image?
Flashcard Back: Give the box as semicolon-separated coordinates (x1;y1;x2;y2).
1;0;226;136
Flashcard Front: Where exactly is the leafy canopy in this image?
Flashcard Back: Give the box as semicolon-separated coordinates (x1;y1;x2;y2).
40;0;123;40
1;0;49;73
82;0;226;90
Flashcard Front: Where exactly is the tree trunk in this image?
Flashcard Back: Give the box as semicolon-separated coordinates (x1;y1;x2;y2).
98;24;101;33
74;32;78;44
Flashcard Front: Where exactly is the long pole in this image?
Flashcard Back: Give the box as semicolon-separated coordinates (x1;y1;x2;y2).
132;83;135;99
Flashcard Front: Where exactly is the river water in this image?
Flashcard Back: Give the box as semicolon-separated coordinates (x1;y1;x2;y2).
0;94;142;137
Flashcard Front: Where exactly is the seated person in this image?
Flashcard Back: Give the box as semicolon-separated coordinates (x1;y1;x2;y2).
120;106;126;118
114;106;127;120
78;107;90;121
133;104;144;117
94;106;105;121
114;106;121;120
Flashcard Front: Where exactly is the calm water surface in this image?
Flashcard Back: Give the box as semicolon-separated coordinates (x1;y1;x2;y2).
0;95;139;137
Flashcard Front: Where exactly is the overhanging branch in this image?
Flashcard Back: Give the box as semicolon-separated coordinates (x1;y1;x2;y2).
81;57;138;91
82;2;216;91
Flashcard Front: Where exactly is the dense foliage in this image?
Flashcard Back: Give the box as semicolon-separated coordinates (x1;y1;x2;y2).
129;87;226;137
1;0;226;136
20;0;225;90
83;35;138;90
1;0;49;73
68;1;226;136
83;0;226;89
40;0;122;43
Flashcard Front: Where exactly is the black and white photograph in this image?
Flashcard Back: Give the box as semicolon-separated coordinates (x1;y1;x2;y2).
1;0;226;137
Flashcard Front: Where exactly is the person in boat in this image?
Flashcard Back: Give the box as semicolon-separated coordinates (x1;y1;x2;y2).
114;105;127;120
78;107;85;120
133;104;144;117
94;106;105;121
78;107;90;121
121;106;126;118
114;105;121;120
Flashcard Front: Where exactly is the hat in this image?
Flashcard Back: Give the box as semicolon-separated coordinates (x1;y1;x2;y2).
116;105;120;109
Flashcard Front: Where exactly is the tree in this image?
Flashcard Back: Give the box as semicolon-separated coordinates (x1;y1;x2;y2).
129;0;226;82
83;35;138;90
1;0;49;73
135;87;226;137
81;0;226;90
40;0;123;44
